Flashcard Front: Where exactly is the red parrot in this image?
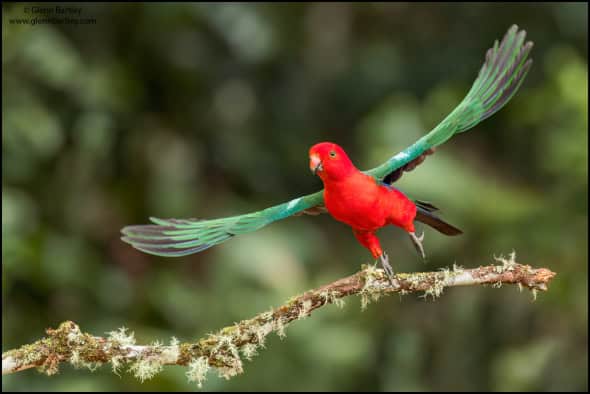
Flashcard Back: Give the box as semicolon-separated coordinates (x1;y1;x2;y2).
309;142;461;279
121;25;533;282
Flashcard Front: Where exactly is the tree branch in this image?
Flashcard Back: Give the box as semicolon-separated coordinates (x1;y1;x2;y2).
2;253;556;387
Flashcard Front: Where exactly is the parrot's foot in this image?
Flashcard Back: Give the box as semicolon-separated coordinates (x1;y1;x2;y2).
409;231;426;260
379;252;396;285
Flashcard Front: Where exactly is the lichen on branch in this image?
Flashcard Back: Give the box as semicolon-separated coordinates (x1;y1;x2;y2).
2;253;556;388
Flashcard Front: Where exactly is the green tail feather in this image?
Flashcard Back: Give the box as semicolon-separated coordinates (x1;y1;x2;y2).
121;25;533;257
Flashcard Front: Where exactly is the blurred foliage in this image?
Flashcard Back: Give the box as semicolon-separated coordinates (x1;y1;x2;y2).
2;2;587;391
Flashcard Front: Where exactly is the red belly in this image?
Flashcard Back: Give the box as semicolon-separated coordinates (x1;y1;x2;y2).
324;175;416;232
326;194;389;231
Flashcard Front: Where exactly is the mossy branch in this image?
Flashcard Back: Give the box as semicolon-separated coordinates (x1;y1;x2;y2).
2;253;556;387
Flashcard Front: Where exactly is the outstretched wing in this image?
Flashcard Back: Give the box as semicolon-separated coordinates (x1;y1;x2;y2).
367;24;533;180
121;192;323;257
121;25;533;257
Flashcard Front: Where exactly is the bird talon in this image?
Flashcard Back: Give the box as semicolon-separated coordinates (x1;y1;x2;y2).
409;231;426;260
379;252;396;285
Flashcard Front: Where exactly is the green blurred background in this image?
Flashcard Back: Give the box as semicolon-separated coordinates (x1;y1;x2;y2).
2;2;587;391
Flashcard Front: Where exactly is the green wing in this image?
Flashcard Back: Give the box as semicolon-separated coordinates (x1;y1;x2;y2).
121;25;533;257
121;192;322;257
367;24;533;179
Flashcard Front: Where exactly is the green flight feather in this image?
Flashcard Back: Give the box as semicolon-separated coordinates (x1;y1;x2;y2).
121;25;533;257
366;24;533;179
121;192;322;257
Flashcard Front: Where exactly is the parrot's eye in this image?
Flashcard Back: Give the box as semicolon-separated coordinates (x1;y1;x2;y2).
329;150;336;158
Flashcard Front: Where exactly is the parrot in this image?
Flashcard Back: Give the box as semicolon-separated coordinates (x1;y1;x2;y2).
307;141;461;278
121;25;533;277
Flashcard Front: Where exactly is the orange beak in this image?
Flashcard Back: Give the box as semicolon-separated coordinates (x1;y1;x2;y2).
309;154;323;175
